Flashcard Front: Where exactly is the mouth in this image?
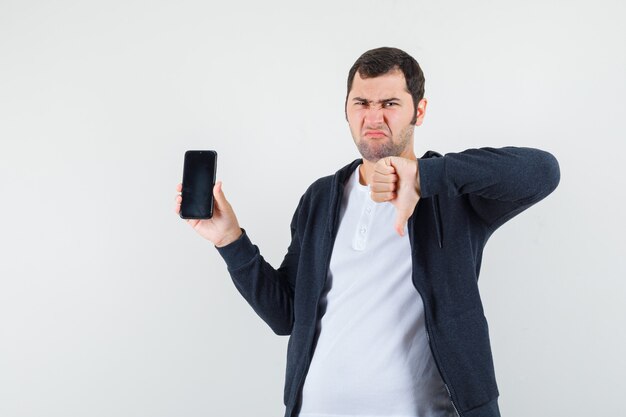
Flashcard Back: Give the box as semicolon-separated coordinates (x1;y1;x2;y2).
364;130;388;138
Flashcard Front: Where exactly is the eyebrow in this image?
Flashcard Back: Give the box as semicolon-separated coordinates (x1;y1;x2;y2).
352;97;401;104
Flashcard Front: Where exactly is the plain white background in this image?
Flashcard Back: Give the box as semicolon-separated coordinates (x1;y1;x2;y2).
1;1;624;416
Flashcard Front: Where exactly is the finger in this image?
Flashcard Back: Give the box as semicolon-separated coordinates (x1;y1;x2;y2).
176;183;182;192
372;172;398;184
174;194;182;214
374;158;395;175
370;182;396;193
370;191;395;203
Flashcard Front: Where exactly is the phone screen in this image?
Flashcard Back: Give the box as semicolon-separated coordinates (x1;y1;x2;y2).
180;150;217;219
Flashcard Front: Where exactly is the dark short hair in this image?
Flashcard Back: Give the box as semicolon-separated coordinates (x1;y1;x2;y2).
345;47;425;124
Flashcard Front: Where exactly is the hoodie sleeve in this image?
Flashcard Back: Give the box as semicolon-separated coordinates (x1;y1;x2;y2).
417;146;560;232
214;195;304;336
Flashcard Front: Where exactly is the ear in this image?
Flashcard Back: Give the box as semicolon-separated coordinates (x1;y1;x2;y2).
414;98;428;126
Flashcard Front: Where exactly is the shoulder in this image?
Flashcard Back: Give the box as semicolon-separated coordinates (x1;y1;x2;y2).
302;159;360;202
302;174;334;200
293;159;359;216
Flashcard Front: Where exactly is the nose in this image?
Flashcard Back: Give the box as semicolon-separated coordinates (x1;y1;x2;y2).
364;104;385;125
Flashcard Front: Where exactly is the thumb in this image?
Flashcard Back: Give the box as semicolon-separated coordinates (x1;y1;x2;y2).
213;181;229;209
394;209;410;237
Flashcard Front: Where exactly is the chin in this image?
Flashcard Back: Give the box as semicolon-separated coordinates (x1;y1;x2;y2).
357;142;400;162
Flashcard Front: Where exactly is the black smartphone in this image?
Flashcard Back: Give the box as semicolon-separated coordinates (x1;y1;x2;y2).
180;150;217;219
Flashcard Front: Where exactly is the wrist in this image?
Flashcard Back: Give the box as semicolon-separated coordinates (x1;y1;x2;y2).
215;228;243;248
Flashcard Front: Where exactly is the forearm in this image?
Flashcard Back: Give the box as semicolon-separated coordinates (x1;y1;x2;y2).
216;229;295;335
417;146;560;230
418;146;560;203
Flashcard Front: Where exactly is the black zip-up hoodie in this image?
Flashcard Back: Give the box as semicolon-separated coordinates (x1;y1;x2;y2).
216;146;560;417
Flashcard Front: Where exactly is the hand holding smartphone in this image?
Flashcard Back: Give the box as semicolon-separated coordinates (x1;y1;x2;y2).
179;150;217;219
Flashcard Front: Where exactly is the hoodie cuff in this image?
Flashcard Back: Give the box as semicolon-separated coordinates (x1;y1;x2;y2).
215;228;258;270
418;156;447;198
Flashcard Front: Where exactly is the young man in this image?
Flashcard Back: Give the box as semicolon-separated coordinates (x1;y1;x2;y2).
175;47;560;417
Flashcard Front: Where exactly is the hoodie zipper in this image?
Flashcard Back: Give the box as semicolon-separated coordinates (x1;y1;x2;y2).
408;214;459;417
291;174;344;416
292;233;336;416
444;383;461;417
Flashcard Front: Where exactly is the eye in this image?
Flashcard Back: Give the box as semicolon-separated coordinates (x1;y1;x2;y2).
384;102;398;107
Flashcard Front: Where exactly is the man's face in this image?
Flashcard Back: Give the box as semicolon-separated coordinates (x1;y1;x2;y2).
346;69;426;162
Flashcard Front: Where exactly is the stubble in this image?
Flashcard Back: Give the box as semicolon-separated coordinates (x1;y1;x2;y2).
356;124;414;162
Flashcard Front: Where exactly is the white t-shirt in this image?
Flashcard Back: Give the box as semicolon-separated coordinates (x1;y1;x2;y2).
298;165;456;417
